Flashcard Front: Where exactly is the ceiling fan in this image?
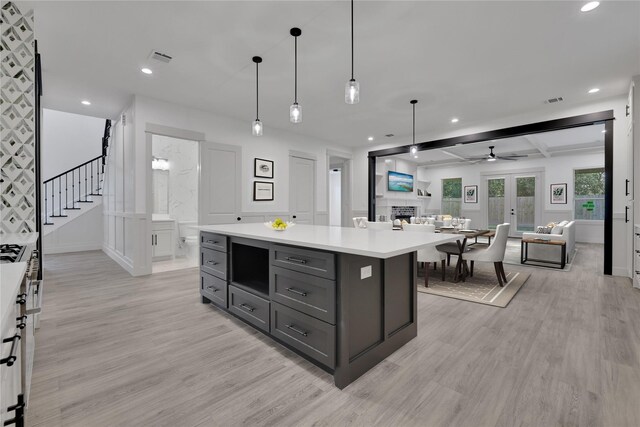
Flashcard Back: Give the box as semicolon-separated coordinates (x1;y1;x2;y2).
466;146;528;162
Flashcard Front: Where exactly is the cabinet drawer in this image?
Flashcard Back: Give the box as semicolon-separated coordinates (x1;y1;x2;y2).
271;244;336;280
201;247;227;280
270;266;336;324
200;271;227;308
271;302;335;369
201;232;228;252
228;285;270;333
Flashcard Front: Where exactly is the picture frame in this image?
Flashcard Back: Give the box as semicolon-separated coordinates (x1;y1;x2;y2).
253;181;274;201
550;183;567;204
254;158;274;179
464;185;478;203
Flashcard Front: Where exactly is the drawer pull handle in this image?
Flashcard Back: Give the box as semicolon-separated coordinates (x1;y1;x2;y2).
15;294;27;305
285;257;307;265
240;303;255;312
206;260;218;266
285;324;308;337
206;286;219;293
0;334;21;366
16;316;27;329
286;287;307;297
207;240;219;244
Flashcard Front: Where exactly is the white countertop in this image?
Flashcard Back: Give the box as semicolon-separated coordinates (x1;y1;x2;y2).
198;223;460;259
0;262;27;320
0;232;39;246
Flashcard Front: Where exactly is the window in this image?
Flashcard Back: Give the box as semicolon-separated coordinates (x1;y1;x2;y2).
442;178;462;217
574;168;605;220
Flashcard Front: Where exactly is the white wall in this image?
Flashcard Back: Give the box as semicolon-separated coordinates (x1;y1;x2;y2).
329;169;341;226
42;109;105;180
151;135;198;222
43;202;103;254
417;151;604;243
353;96;630;276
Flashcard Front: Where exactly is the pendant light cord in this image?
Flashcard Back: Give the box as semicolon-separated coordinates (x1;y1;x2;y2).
294;36;298;103
256;62;259;120
351;0;354;80
412;103;416;144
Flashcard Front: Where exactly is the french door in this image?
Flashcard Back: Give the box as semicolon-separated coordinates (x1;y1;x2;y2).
486;173;539;237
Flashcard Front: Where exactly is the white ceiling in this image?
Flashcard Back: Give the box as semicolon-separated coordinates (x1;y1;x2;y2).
20;1;640;147
387;123;605;167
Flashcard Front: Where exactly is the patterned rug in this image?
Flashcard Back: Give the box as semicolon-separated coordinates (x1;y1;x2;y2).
417;264;529;308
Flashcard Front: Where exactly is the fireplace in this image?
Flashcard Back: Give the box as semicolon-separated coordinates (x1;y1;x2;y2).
391;206;417;221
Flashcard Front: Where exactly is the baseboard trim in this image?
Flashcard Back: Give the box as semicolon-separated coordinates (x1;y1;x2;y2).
612;266;631;278
44;242;103;255
102;244;134;275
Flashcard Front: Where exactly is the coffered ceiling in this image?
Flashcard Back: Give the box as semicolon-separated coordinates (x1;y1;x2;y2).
18;1;640;147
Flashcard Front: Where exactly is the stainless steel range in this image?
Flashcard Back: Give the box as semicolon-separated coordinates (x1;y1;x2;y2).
0;244;26;263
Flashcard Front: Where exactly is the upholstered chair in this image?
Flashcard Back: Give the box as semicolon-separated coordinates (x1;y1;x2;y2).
465;223;510;286
403;223;445;287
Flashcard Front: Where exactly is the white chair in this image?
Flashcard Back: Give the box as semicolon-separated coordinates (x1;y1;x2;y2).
465;223;510;286
403;223;445;287
365;221;393;231
352;217;368;228
462;219;472;229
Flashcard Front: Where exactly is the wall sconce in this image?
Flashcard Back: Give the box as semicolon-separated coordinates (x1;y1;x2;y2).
152;157;170;171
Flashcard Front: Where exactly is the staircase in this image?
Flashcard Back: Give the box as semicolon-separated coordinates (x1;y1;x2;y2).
42;120;111;235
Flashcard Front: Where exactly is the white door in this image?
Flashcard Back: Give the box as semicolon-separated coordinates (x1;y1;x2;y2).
290;156;315;224
200;142;241;224
486;173;539;237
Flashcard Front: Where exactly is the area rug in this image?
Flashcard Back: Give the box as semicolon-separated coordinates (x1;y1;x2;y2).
417;266;530;308
501;238;575;272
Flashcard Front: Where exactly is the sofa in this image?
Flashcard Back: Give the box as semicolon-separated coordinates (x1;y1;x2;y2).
522;220;575;263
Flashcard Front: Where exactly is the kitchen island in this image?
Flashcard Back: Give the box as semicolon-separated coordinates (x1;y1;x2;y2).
197;223;458;388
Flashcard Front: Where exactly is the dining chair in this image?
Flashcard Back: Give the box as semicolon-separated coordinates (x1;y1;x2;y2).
365;221;393;231
403;223;445;287
352;217;368;228
465;223;510;286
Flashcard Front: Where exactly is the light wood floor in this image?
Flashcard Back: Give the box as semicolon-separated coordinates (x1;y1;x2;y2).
27;244;640;426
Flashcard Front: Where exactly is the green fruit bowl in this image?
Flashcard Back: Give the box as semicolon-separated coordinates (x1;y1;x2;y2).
264;221;296;231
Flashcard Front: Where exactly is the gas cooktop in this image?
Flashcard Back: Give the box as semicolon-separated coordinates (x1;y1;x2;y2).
0;244;26;263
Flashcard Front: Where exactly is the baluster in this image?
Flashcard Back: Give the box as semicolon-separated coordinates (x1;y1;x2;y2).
90;161;94;195
51;179;55;216
78;166;81;202
58;176;62;215
84;164;88;201
65;173;68;209
44;183;50;224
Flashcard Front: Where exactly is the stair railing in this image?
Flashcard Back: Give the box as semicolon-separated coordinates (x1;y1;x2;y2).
43;119;111;225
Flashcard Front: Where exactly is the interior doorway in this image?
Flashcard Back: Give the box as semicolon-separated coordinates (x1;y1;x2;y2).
327;153;353;227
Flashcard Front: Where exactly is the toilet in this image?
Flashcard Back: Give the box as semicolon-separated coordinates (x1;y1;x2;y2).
178;221;199;260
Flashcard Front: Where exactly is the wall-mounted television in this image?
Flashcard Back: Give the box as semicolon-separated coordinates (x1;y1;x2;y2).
388;171;414;192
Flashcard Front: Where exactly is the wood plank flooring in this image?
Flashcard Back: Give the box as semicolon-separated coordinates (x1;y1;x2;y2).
26;244;640;426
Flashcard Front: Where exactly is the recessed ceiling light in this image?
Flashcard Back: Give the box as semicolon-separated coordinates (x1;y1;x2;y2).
141;67;153;75
368;136;374;141
451;118;459;123
588;88;600;94
81;100;91;106
581;2;599;12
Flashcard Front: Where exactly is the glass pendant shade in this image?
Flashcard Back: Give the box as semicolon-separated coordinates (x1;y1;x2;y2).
345;79;360;104
290;102;302;123
410;145;417;155
252;119;263;136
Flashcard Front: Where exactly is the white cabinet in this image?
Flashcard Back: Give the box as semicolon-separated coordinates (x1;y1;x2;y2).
152;220;175;260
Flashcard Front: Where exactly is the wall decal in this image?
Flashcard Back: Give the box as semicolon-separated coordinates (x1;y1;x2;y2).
464;185;478;203
550;183;567;204
254;158;274;179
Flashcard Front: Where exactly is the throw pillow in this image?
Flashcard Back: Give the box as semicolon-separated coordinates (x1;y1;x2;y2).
551;224;564;234
536;226;552;234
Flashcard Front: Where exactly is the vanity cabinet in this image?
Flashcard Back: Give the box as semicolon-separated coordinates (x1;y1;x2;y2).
152;220;175;260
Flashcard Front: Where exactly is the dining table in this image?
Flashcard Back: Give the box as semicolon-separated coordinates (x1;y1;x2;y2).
434;228;491;282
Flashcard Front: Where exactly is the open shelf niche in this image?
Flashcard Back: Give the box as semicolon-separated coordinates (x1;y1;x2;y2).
231;242;270;298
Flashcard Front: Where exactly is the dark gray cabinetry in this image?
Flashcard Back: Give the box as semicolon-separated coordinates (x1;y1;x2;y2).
199;231;417;389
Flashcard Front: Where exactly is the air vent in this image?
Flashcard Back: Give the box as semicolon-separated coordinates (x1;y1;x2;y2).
385;134;395;138
545;96;564;104
149;50;172;63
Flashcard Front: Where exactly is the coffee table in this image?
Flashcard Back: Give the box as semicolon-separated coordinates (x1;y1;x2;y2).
521;238;566;269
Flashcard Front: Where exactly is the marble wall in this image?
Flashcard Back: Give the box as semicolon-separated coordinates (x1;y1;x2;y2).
151;135;198;222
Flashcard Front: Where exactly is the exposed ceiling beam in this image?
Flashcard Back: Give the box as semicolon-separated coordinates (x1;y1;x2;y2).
440;149;473;162
523;135;551;158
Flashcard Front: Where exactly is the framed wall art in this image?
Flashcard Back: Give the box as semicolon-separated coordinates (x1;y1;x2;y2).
253;181;274;201
254;158;274;179
464;185;478;203
550;183;567;204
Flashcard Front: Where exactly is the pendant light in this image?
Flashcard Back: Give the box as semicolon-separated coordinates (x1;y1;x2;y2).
252;56;263;136
289;27;302;123
410;100;418;158
345;0;359;104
